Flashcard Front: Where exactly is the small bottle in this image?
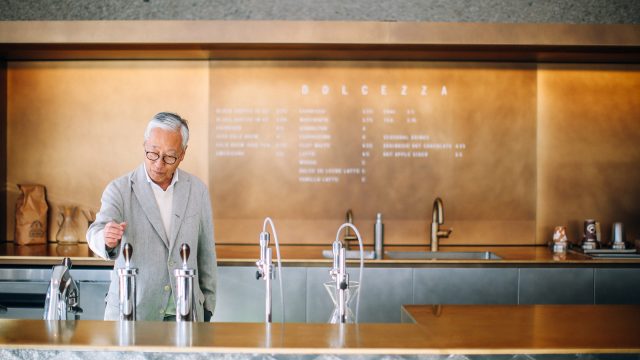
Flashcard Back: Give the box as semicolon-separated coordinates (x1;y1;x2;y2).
374;213;384;259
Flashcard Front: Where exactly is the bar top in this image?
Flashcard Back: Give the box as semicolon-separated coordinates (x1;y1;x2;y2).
0;243;639;266
0;305;639;355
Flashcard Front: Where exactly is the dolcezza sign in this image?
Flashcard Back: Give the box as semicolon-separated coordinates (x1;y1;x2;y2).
300;84;448;96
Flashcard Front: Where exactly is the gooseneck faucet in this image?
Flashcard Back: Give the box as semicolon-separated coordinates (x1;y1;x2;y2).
255;217;284;323
174;244;197;322
256;230;275;323
118;243;138;321
44;257;82;320
343;209;358;250
431;197;452;252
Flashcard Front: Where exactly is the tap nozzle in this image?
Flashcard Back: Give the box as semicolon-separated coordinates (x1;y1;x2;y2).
432;197;444;225
431;197;452;252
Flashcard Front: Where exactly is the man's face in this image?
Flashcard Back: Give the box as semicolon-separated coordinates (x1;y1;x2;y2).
143;127;185;189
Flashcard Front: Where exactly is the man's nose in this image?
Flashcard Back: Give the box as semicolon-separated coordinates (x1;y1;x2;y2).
152;158;165;168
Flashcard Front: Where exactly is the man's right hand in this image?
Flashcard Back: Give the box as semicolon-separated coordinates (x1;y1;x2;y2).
104;221;127;249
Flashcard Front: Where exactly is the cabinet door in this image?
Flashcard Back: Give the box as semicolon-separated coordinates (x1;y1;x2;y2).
212;266;306;322
0;281;49;319
595;268;640;304
413;268;518;304
306;267;413;323
77;282;110;320
519;268;594;304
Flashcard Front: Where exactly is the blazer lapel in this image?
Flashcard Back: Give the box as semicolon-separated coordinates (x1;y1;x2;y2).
169;170;190;254
131;165;170;248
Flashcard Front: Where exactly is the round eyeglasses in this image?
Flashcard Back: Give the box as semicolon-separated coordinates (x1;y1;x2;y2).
146;151;179;165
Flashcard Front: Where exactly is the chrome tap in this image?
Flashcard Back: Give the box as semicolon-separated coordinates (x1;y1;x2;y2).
343;209;358;250
329;238;349;323
431;197;452;252
256;231;275;323
174;244;197;322
117;242;138;321
44;257;82;320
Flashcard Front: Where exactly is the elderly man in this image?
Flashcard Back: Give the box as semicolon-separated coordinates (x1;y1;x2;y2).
87;112;216;321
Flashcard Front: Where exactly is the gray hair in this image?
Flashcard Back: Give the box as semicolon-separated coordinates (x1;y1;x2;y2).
144;112;190;151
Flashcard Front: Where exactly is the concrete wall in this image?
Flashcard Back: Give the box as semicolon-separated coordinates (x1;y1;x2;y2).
0;0;638;24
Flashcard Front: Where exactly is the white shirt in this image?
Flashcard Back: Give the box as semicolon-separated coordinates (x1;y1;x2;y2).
143;164;179;239
144;164;179;316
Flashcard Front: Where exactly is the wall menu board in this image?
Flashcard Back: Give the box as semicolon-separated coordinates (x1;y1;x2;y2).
210;62;537;245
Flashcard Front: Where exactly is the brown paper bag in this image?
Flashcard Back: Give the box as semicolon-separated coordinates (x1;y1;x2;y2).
15;184;48;245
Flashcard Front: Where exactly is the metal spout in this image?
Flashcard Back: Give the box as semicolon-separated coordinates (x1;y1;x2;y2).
430;197;452;252
343;209;357;249
44;257;82;320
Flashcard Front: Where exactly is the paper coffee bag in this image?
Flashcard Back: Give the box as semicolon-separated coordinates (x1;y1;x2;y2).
15;184;48;245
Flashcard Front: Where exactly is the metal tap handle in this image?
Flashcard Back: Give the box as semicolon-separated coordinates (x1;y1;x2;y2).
260;232;269;264
180;244;190;267
256;232;271;280
330;240;341;278
123;243;132;268
63;257;72;269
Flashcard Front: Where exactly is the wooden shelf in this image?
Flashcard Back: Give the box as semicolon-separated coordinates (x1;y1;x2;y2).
1;21;639;62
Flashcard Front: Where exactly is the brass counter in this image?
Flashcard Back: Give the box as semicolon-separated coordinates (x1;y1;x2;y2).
1;242;638;267
0;305;639;355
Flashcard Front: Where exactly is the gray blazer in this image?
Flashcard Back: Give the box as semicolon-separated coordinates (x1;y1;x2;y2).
87;164;217;321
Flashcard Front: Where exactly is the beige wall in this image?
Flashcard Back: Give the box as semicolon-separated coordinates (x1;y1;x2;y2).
537;64;640;245
6;61;209;241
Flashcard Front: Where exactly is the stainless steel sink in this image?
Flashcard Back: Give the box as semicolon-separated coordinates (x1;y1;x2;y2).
384;251;502;260
579;248;640;259
587;253;640;259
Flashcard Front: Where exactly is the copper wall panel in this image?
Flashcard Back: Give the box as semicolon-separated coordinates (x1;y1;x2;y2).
0;61;6;240
5;60;209;241
537;64;640;246
209;61;537;245
5;60;638;248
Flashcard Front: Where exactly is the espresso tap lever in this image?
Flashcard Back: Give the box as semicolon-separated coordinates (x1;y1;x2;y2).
123;242;132;266
180;243;190;268
174;243;197;322
118;242;138;321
